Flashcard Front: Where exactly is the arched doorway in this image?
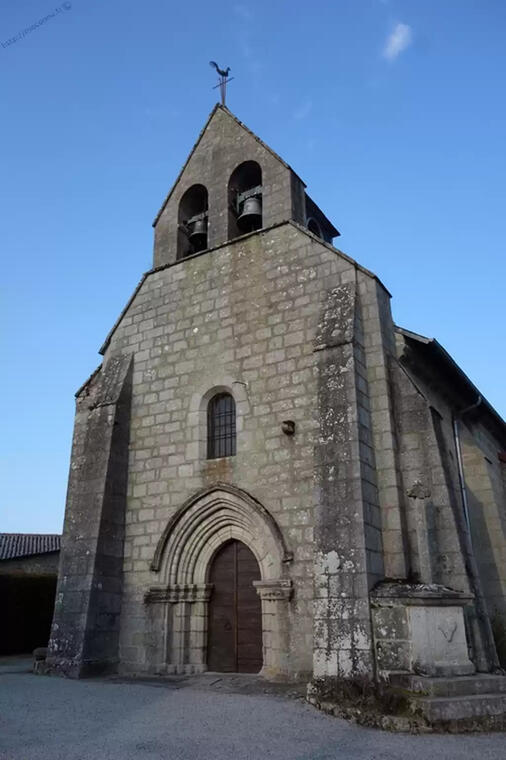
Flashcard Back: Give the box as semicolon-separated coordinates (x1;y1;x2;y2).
147;485;292;676
207;540;262;673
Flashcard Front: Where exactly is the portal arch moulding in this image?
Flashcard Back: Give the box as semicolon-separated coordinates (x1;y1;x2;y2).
145;484;293;677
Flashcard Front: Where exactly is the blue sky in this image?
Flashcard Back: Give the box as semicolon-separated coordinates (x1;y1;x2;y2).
1;0;505;534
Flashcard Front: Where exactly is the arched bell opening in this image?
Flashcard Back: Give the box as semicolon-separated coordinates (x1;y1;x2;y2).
306;217;323;239
206;539;263;673
228;161;263;240
177;184;209;259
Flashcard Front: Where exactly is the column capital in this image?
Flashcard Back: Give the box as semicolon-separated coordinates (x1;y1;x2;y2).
145;583;213;604
253;579;293;601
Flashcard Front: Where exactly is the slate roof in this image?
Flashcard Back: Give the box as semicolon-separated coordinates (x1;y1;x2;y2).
396;326;506;445
0;533;61;561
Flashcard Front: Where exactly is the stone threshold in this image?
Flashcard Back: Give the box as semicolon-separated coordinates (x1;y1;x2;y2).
106;671;308;699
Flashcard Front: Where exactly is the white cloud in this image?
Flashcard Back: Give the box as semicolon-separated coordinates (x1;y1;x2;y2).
382;22;412;61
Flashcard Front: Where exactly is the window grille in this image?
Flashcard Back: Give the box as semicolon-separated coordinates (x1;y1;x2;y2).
207;393;236;459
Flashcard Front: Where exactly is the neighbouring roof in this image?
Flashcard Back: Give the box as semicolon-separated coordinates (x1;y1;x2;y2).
0;533;61;561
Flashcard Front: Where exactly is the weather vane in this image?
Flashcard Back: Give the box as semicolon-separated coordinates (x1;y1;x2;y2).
209;61;234;107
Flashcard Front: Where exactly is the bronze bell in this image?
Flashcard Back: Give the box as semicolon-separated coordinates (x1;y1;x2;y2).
188;218;207;249
237;195;262;232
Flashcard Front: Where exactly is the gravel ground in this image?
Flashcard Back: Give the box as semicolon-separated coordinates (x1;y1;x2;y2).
0;658;504;760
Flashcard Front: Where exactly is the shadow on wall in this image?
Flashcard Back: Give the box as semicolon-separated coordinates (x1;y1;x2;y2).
0;575;57;655
466;482;506;668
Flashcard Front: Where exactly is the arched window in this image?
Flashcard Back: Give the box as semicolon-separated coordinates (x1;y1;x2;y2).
307;217;323;239
177;184;208;259
228;161;262;240
207;393;236;459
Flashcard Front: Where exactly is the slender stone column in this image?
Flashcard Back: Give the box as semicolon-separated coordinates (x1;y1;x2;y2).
145;583;213;673
142;589;170;674
171;600;188;672
254;580;292;678
187;585;212;672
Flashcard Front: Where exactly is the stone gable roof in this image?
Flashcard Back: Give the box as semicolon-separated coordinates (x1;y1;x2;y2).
0;533;61;561
152;103;305;227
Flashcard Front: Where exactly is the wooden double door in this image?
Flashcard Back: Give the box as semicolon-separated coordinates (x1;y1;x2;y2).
207;540;263;673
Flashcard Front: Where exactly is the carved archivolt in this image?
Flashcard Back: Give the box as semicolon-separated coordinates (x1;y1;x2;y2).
150;483;291;587
145;485;292;674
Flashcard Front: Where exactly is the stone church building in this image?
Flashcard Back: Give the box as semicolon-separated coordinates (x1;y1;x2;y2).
46;105;506;717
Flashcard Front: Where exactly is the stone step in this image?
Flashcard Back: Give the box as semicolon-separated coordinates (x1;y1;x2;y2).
390;673;506;698
411;692;506;722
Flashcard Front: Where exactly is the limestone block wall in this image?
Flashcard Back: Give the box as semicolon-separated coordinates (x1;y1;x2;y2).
102;221;390;678
390;359;470;590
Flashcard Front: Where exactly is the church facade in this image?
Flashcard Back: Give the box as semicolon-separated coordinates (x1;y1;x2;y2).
46;106;506;706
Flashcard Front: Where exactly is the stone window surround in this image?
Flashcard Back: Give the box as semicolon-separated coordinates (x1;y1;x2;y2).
186;375;250;463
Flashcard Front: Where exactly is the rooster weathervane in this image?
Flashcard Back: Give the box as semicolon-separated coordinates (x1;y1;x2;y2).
209;61;234;106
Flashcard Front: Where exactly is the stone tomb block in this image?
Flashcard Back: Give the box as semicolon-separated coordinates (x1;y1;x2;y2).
371;582;475;678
